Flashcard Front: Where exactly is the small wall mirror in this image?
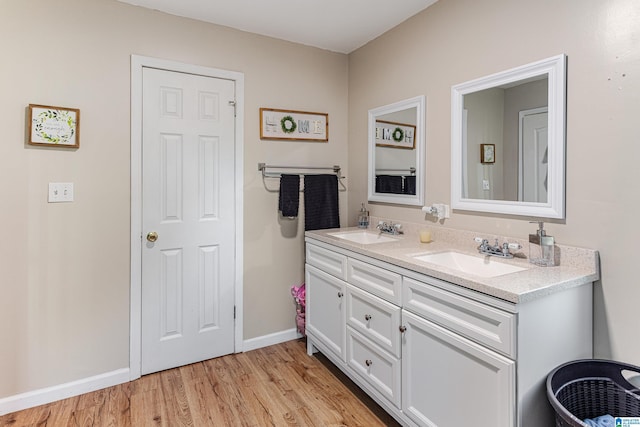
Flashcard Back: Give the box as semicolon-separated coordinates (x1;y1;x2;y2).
368;95;425;206
451;54;566;218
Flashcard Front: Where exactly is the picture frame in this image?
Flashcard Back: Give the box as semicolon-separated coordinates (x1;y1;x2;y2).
28;104;80;148
260;108;328;142
481;143;495;164
375;120;416;149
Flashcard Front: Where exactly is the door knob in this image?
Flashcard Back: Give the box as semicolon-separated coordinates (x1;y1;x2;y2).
146;231;158;243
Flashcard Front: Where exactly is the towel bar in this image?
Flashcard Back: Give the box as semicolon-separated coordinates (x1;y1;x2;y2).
375;167;416;176
258;163;347;192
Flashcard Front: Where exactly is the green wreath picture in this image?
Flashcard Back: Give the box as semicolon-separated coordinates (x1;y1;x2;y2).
392;127;404;142
34;109;76;144
280;115;297;134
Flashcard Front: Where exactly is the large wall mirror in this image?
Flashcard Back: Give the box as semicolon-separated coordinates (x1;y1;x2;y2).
451;54;566;218
368;95;425;206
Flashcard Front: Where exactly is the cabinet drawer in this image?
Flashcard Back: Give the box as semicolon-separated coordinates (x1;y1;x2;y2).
403;277;516;358
346;285;401;358
347;258;402;305
346;327;401;408
306;243;347;280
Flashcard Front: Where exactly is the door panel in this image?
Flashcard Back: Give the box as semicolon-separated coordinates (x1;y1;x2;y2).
159;248;183;339
141;68;235;375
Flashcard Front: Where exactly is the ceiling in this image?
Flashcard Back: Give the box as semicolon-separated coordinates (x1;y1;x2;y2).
117;0;439;54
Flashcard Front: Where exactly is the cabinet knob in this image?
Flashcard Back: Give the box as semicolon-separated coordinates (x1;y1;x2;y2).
337;291;344;298
364;314;372;321
399;325;407;333
365;359;373;367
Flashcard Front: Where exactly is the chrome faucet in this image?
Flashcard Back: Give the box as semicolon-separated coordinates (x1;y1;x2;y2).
475;237;521;259
377;221;403;235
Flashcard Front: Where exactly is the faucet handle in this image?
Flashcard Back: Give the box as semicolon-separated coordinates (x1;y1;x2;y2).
474;237;489;249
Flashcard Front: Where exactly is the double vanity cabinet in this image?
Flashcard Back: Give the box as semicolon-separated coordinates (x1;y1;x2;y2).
304;228;599;427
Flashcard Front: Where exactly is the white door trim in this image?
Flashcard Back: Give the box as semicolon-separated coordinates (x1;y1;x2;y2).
130;55;244;381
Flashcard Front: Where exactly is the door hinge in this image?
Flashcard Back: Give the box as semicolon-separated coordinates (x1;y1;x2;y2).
233;306;236;319
228;100;236;117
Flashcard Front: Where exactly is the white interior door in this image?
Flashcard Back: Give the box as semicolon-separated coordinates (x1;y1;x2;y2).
519;108;548;203
141;67;236;375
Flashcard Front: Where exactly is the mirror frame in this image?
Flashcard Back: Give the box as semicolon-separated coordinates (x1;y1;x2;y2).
451;54;566;219
368;95;425;206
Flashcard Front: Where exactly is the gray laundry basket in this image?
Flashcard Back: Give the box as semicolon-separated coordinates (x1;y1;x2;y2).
547;359;640;426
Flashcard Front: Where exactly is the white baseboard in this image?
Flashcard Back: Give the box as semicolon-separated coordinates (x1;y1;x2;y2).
242;328;302;352
0;368;130;416
0;329;301;416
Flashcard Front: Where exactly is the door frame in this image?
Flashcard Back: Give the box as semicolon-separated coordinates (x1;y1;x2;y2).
129;55;244;380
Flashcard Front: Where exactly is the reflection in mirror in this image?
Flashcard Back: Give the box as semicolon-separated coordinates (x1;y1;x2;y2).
375;109;417;195
452;55;566;218
463;76;548;202
368;96;425;206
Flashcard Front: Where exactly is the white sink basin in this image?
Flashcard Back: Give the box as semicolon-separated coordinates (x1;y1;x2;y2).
413;251;528;278
328;230;400;244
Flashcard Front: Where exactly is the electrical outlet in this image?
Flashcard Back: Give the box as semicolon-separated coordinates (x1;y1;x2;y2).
442;204;451;219
482;179;490;190
48;182;74;203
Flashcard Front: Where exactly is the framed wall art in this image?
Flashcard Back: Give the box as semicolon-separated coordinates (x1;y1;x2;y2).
481;143;495;164
28;104;80;148
260;108;328;142
374;120;416;149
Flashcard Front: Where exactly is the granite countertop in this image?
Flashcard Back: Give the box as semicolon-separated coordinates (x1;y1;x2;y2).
305;224;600;304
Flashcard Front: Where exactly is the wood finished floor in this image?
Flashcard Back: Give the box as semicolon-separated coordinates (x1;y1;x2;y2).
0;339;401;426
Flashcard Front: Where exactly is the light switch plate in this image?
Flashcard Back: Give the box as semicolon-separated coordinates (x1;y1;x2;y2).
482;179;490;190
48;182;74;203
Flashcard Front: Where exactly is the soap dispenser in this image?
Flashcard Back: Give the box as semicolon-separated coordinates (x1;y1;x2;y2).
357;203;369;229
529;222;555;266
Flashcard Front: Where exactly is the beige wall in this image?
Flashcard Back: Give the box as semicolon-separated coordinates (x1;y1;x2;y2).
349;0;640;363
0;0;348;397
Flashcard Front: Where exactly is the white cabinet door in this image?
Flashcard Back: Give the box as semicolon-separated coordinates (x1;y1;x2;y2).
306;264;347;362
402;310;515;427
